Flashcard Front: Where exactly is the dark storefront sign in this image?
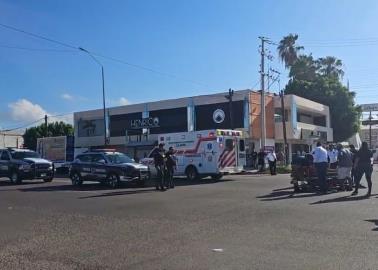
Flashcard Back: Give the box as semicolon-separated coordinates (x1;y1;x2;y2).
78;119;104;137
110;112;143;136
195;101;244;131
109;107;187;136
149;107;187;134
130;117;160;129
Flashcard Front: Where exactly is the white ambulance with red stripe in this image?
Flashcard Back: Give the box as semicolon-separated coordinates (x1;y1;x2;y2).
141;129;246;180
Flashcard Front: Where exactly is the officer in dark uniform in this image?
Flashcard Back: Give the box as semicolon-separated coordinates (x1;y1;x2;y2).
165;147;176;189
152;143;166;191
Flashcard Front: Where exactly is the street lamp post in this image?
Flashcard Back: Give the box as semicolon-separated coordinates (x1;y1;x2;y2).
78;47;107;146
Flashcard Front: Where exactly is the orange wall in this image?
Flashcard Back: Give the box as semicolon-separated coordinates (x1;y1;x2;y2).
249;92;275;140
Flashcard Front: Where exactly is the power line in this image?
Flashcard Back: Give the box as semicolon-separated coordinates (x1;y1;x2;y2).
0;44;75;52
0;22;210;88
0;22;77;50
0;117;45;132
0;112;74;132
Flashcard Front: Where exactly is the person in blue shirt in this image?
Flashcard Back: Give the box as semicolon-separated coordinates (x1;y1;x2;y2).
312;142;329;193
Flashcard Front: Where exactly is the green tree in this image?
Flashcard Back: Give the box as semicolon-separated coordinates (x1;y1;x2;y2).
277;34;304;68
284;76;361;142
289;54;318;81
317;56;344;79
278;34;360;142
23;121;74;150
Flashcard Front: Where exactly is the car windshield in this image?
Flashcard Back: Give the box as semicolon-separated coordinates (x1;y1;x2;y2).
105;153;134;164
11;151;40;160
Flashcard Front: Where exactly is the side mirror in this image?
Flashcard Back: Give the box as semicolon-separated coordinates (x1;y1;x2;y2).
131;159;136;163
98;159;106;164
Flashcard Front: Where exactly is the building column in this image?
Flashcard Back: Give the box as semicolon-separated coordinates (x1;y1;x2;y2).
288;143;293;164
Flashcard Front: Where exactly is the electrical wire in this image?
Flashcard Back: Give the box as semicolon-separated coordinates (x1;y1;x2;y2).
0;44;76;52
0;22;210;88
0;112;74;132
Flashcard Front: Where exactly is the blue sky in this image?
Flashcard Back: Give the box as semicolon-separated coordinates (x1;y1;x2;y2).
1;0;378;129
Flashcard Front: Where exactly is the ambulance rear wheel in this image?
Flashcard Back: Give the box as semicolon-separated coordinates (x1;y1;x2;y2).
186;166;199;181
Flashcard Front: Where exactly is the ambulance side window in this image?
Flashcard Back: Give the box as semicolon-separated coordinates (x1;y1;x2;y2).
239;139;245;152
225;139;234;151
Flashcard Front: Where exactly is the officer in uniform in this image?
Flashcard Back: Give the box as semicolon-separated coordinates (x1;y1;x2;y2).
165;147;176;189
152;143;166;191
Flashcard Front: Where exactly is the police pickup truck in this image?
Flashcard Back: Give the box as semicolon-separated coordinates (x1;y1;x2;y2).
0;148;54;184
69;150;149;188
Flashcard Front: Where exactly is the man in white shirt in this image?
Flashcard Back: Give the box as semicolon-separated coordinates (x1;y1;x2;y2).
312;142;329;193
267;151;277;175
327;144;338;169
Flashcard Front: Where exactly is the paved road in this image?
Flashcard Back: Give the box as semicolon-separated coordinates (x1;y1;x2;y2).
1;171;378;270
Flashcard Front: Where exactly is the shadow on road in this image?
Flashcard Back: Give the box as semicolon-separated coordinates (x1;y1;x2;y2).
257;190;320;201
17;178;233;193
79;188;157;199
0;179;45;189
310;194;377;205
365;219;378;231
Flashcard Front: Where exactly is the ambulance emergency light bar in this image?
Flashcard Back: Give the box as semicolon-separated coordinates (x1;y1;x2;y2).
216;129;242;137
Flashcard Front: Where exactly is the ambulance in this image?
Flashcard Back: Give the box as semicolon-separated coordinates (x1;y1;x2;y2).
140;129;246;180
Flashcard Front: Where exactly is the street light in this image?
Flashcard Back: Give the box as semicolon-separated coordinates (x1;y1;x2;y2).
78;47;107;146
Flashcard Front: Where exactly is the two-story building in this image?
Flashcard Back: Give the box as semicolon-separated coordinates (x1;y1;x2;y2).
274;95;333;158
74;90;333;162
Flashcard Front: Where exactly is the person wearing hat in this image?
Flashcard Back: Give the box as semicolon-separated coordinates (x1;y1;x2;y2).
152;143;166;191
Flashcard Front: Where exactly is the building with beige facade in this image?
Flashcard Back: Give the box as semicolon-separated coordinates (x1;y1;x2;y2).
74;90;333;162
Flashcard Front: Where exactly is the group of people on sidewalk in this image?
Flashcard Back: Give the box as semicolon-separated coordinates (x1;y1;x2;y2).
249;149;280;175
312;141;374;196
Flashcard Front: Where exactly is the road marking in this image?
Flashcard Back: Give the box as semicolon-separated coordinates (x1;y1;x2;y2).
212;248;224;252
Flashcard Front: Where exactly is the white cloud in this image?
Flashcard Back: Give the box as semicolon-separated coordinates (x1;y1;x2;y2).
61;93;73;100
8;99;47;122
117;97;131;106
7;99;73;126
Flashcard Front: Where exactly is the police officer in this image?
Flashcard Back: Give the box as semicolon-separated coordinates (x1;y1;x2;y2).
165;147;176;189
152;143;166;191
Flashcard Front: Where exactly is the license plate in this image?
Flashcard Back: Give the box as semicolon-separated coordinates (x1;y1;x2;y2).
40;173;46;177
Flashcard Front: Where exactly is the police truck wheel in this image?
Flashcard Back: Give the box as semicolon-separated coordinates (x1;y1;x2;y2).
10;171;21;184
108;174;120;189
71;172;82;186
186;166;198;181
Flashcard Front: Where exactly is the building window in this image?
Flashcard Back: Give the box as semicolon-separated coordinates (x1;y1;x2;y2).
274;108;288;122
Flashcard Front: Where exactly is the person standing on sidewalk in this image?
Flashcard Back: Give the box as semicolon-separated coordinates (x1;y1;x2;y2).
351;142;374;197
257;149;266;172
267;151;277;175
312;142;329;194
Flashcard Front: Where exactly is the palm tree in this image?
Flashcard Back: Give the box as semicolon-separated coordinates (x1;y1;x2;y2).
277;34;304;68
289;54;318;81
317;56;344;79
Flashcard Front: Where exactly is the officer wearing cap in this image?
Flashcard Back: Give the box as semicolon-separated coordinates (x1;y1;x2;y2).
152;143;166;191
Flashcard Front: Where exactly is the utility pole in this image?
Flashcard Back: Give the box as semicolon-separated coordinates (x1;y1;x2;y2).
259;36;266;150
280;90;288;165
79;47;108;146
225;88;234;129
45;114;48;137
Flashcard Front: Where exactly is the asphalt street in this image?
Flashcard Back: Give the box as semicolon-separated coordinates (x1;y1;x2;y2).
1;170;378;270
